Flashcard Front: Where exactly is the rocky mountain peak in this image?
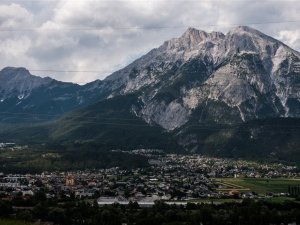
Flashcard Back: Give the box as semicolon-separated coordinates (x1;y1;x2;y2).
184;27;226;45
228;25;261;34
164;27;225;52
175;26;280;56
0;67;31;78
182;27;208;40
0;67;110;122
0;67;56;99
225;26;281;55
102;26;300;130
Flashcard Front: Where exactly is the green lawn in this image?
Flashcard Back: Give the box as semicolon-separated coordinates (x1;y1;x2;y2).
0;219;33;225
216;178;300;194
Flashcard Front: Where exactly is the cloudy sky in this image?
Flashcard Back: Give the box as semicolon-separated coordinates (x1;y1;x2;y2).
0;0;299;83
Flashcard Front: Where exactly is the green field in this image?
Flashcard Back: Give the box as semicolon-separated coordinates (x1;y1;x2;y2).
0;219;33;225
216;178;300;194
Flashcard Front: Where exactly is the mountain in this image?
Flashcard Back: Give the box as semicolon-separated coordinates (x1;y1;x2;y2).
56;26;300;159
98;26;300;131
0;67;108;122
2;26;300;126
1;26;300;162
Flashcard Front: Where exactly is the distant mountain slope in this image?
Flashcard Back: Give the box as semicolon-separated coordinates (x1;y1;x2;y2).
175;117;300;163
0;94;180;152
0;67;108;122
50;93;180;151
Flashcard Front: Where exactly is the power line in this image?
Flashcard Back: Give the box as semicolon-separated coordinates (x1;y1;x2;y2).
0;0;295;1
0;112;146;121
2;50;300;87
3;48;299;79
2;73;299;85
29;69;112;74
0;20;300;32
2;117;300;133
1;112;300;130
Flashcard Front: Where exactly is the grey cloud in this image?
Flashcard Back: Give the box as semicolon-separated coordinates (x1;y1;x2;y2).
0;0;299;83
0;3;33;28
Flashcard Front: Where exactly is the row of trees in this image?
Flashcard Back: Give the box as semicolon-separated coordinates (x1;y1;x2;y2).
1;198;300;225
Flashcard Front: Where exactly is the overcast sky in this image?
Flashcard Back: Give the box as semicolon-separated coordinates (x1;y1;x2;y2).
0;0;299;83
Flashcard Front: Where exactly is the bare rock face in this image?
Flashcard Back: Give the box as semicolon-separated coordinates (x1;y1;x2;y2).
1;26;300;128
101;26;300;130
0;67;52;99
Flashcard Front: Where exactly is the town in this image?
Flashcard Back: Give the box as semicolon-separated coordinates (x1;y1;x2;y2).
0;151;299;207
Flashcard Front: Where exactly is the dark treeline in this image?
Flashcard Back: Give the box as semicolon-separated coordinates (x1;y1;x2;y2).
1;198;300;225
0;148;150;174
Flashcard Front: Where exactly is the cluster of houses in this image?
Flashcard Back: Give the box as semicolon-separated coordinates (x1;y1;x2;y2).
0;153;298;205
0;142;28;151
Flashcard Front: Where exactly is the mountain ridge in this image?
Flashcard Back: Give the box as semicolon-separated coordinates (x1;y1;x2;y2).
0;67;109;122
0;26;300;162
97;26;300;130
1;26;300;127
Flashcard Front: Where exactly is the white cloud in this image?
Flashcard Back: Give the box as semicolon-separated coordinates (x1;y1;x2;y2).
0;36;36;68
0;37;31;55
0;0;299;83
0;3;36;69
0;3;33;28
278;30;300;50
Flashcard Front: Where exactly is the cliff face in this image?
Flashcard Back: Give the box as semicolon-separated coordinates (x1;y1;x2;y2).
2;26;300;130
100;26;300;130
